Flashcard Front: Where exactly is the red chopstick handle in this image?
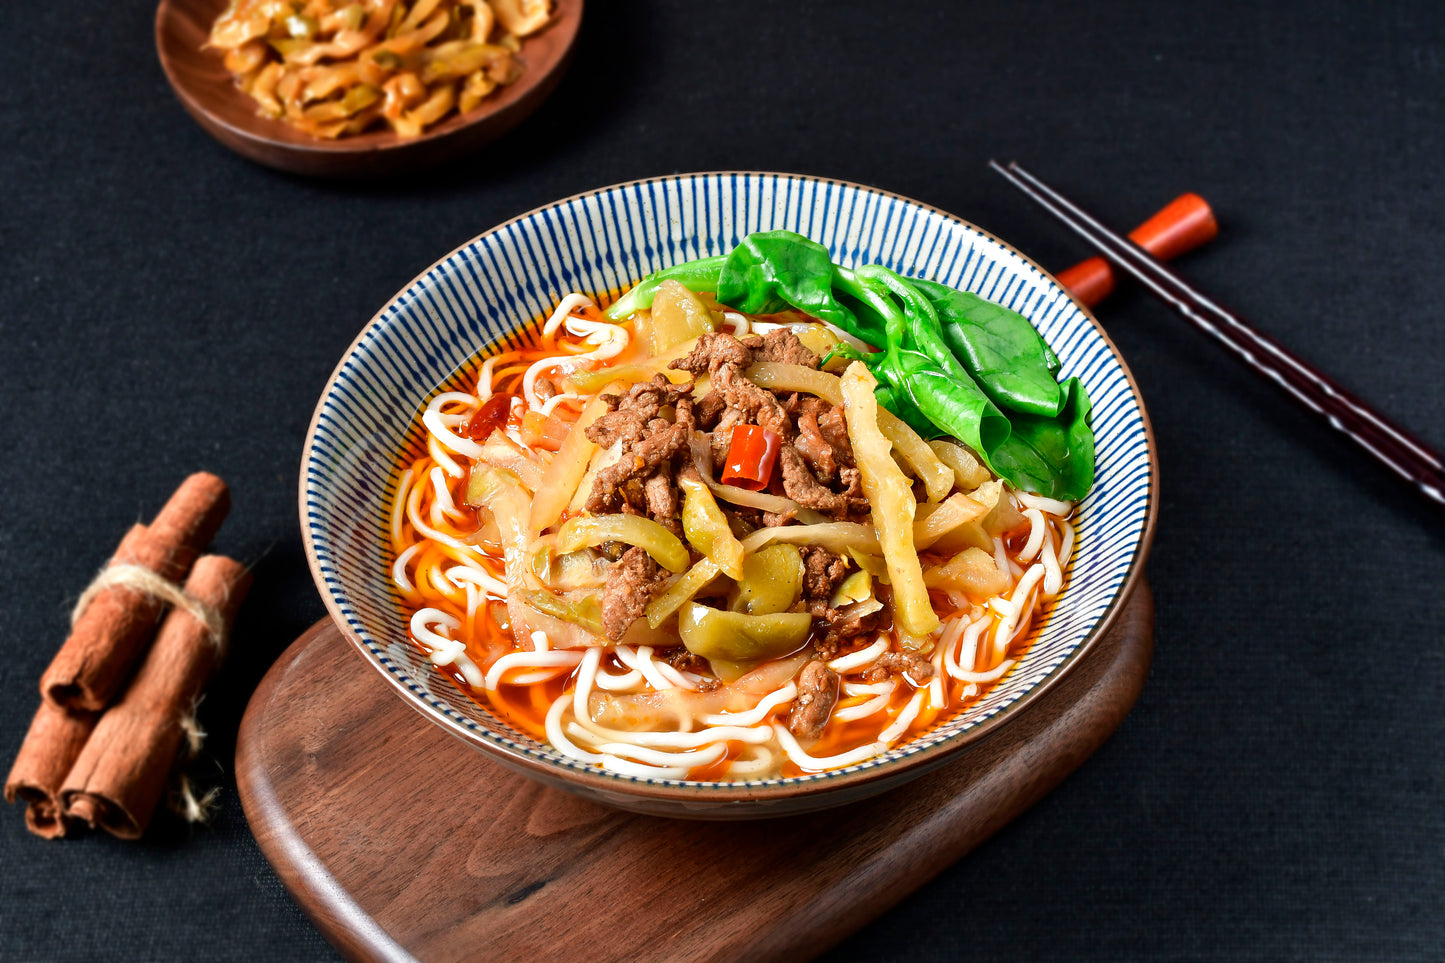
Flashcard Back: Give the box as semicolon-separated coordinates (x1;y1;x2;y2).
1056;193;1218;307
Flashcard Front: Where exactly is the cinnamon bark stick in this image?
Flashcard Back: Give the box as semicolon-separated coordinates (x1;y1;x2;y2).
61;555;252;839
42;472;230;712
4;702;99;838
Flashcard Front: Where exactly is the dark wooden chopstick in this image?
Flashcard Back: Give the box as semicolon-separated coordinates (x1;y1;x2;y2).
990;159;1445;508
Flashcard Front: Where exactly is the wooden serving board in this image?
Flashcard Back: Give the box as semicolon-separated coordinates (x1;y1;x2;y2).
236;583;1153;963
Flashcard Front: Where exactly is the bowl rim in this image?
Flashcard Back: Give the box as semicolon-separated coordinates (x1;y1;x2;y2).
298;170;1159;804
153;0;584;169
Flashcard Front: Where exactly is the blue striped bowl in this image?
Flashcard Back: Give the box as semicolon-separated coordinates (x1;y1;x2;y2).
301;172;1157;818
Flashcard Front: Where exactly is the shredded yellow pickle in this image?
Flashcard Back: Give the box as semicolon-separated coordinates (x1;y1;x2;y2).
208;0;552;139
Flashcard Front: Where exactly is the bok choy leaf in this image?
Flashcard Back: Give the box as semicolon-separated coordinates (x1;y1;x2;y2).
603;230;1096;500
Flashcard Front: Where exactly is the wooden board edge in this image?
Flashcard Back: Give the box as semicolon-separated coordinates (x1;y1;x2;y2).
235;621;416;963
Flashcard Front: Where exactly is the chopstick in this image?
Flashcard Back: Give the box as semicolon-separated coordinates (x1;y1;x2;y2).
990;159;1445;508
1056;193;1218;307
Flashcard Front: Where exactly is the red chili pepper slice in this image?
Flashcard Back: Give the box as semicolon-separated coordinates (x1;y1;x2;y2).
720;425;781;491
461;394;511;441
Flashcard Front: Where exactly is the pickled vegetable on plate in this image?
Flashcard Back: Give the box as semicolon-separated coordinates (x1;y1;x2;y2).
208;0;553;140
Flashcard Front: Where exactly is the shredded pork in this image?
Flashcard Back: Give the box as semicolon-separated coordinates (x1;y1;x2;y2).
584;331;905;728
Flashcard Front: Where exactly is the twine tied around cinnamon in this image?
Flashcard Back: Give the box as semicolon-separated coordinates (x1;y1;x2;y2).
71;563;229;656
67;561;238;827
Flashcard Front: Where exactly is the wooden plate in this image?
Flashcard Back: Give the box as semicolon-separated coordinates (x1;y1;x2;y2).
155;0;583;177
236;584;1153;961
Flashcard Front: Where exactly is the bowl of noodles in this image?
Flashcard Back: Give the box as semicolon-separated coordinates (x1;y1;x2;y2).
300;172;1157;818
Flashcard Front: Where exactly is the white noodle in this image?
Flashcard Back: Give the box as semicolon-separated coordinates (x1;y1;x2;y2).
991;563;1046;664
430;467;467;521
592;666;644;692
432;389;478;409
952;658;1015;685
546;695;604;764
722;311;751;335
541;293;597;337
934;616;967;667
484;650;583;690
828;637;888;673
391;543;421;594
992;535;1012;579
427;564;454;598
833;685;895;722
774;725;887;772
1058;518;1075;570
475;357;497;400
427;433;465;479
1040;524;1064;596
594;741;727;769
878;690;925;743
423;392;486;459
410;608;482;687
510;668;573;686
698;682;799;726
928;645;946;707
538;392;581;416
445;564;508;598
653;661;700;690
634;646;675;691
572;647;601;721
1018;508;1047;562
568;721;772;750
410;607;458;653
842;681;894;696
523;320;629;409
946;617;989;680
1016;490;1074;517
599;755;694;779
406;487;486;559
464;583;481;627
724;749;777;778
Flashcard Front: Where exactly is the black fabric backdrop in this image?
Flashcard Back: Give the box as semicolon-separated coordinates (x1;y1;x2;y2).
3;1;1443;960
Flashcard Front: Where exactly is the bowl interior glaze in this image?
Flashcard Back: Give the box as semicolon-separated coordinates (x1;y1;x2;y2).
300;172;1157;818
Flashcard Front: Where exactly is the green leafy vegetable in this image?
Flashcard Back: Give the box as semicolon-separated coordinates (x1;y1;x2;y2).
889;348;1013;464
603;230;1096;500
717;232;881;345
912;279;1064;417
986;378;1094;500
604;256;726;320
